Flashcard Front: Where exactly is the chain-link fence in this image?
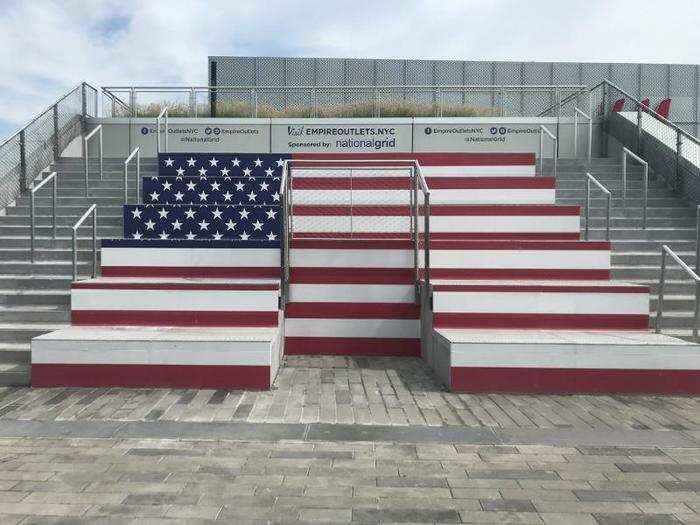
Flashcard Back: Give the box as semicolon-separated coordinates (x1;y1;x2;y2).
0;82;97;210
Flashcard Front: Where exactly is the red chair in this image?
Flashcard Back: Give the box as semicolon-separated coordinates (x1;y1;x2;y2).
611;98;625;112
655;98;671;119
640;98;650;112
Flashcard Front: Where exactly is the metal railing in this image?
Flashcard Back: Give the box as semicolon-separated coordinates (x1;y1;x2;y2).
573;107;592;164
656;245;700;342
156;107;168;153
413;163;431;291
621;147;649;229
124;147;140;204
539;125;557;178
29;171;57;263
584;173;611;241
83;124;103;196
696;205;700;274
280;160;291;308
102;84;587;118
72;204;97;281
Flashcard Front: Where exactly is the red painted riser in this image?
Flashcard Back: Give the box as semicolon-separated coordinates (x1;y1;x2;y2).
292;232;581;240
285;337;420;357
32;364;271;389
451;367;700;395
71;310;279;327
433;313;650;330
429;269;611;280
102;267;281;278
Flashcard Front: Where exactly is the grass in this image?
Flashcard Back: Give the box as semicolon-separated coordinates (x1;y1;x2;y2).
114;100;499;118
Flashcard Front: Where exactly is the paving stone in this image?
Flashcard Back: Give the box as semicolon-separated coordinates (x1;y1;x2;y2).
578;446;665;456
122;493;200;505
271;449;353;459
480;499;536;512
376;477;448;488
573;490;655;502
593;514;681;525
352;508;460;523
468;469;560;480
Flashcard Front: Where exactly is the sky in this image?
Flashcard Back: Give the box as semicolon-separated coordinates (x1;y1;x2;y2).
0;0;698;140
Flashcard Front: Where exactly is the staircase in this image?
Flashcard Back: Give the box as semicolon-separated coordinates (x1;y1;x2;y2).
553;157;697;340
0;157;157;386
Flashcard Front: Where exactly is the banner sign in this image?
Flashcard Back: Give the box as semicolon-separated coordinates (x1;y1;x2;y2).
132;122;270;153
270;123;412;152
413;122;544;153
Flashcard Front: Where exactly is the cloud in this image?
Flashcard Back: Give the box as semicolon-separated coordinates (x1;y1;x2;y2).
0;0;698;139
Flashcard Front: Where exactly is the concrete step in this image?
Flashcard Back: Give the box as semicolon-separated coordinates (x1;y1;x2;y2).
0;275;72;290
0;226;122;237
0;249;103;262
0;215;122;226
15;196;128;206
0;363;30;387
0;290;70;307
0;306;69;323
612;252;696;265
0;261;98;276
611;266;689;280
584;228;697;240
557;198;684;207
583;217;696;228
5;204;125;216
649;310;700;329
0;343;30;364
612;240;696;252
0;323;68;344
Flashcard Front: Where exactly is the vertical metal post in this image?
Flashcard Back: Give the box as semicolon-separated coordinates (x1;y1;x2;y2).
695;281;700;342
424;191;430;286
585;178;590;240
656;247;666;333
52;176;57;239
574;111;578;159
123;162;128;204
538;130;543;176
136;149;140;204
413;169;419;288
92;208;97;278
636;104;643;154
83;136;88;197
676;131;683;191
601;82;608;157
555;88;561;157
605;191;611;242
587;111;593;165
30;190;35;263
19;129;27;192
553;138;557;179
642;162;648;230
130;88;135;117
696;205;700;274
72;227;78;281
98;127;103;181
52;104;60;161
622;151;627;209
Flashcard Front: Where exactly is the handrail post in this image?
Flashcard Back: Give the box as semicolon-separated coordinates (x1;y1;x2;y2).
622;149;627;209
72;204;97;281
656;247;666;333
676;130;683;191
696;205;700;274
574;110;578;159
92;207;98;278
424;190;430;286
538;128;544;176
123;147;140;204
695;281;700;342
52;104;60;161
585;176;590;240
98;126;103;181
642;161;648;230
30;190;35;263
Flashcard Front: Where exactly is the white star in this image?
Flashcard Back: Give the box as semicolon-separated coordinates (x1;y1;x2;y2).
266;232;277;241
266;208;277;220
198;191;209;201
212;231;223;240
239;209;250;220
145;219;156;230
276;158;285;167
252;220;263;231
186;180;197;191
164;157;174;167
151;175;158;180
209;157;218;167
247;191;257;202
225;219;237;230
254;158;263;167
210;181;220;191
239;232;250;240
235;181;245;191
158;208;169;219
176;167;185;176
132;231;142;239
198;167;207;177
184;208;196;219
162;181;172;191
174;191;184;201
220;167;230;176
232;157;240;167
159;231;170;240
198;219;209;231
265;167;274;177
222;191;233;201
185;231;196;240
212;208;223;219
187;157;196;167
272;192;280;202
242;167;252;177
131;208;142;219
171;219;182;230
149;191;160;202
259;181;269;191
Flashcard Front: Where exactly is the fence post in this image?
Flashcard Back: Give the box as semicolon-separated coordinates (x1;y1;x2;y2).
636;104;643;155
19;130;27;192
676;130;683;192
601;83;608;157
81;83;87;159
52;104;60;161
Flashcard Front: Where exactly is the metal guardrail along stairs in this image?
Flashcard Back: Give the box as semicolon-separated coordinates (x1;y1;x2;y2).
0;157;158;386
552;157;699;340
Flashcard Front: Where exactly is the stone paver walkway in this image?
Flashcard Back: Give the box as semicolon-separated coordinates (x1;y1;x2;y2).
2;356;700;430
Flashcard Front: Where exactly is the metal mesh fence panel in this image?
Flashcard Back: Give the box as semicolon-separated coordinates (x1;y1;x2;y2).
0;135;21;209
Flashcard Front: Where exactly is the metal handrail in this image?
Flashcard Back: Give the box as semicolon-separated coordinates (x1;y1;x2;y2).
124;147;140;204
83;124;103;196
72;204;97;281
656;245;700;341
413;163;431;292
29;171;57;263
539;125;557;177
584;173;611;241
621;147;649;229
280;161;291;308
696;205;700;274
574;107;593;164
156;108;168;153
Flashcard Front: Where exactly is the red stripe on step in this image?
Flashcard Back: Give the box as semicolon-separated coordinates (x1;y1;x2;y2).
285;302;419;319
72;282;279;291
292;204;579;216
292;232;581;240
72;310;279;327
101;267;281;278
429;269;611;280
432;284;648;293
433;313;649;330
290;239;413;249
290;268;414;284
292;152;535;166
284;337;420;356
450;367;700;395
429;240;610;250
32;364;270;389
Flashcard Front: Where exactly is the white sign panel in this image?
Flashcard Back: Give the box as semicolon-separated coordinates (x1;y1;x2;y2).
271;122;412;152
131;122;270;153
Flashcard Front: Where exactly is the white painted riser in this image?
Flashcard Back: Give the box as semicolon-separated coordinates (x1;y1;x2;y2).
285;318;419;338
293;189;554;205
